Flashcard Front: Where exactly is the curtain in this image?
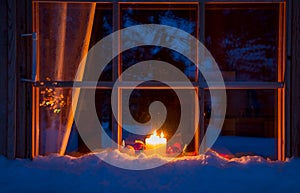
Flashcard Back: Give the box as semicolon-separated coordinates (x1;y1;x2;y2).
34;2;96;155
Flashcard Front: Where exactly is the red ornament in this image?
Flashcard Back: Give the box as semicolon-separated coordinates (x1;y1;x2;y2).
167;142;182;154
133;140;145;151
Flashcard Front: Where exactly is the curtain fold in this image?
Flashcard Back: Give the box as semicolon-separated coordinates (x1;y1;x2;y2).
34;2;96;155
59;3;97;155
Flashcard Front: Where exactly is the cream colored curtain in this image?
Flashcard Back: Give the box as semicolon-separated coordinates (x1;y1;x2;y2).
34;2;96;155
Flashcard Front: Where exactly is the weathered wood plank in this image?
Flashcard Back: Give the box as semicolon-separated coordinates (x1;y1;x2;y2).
0;0;7;20
285;0;292;158
16;0;28;158
291;0;300;157
0;19;8;44
0;0;8;157
0;43;8;157
7;0;17;159
112;0;119;143
25;0;33;159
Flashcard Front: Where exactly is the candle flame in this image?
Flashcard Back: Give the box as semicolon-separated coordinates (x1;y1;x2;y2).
145;130;167;154
145;130;167;146
160;132;164;138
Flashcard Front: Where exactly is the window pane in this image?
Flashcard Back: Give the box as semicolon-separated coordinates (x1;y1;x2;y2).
39;87;72;155
39;88;112;155
33;2;113;81
121;87;197;153
120;3;198;81
95;89;113;147
121;47;197;81
205;3;280;82
204;90;277;158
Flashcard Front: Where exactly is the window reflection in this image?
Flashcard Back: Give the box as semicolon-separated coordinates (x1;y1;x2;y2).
205;3;280;81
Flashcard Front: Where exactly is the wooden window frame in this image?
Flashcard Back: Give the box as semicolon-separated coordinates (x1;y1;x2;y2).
30;0;286;160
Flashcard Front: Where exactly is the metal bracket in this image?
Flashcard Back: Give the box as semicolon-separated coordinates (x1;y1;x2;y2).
21;32;37;82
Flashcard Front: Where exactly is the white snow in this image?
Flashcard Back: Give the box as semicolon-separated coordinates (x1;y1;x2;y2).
1;149;300;193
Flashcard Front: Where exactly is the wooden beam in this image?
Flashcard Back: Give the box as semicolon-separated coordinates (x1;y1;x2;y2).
32;1;39;158
25;0;33;159
29;80;284;90
277;2;286;161
16;0;32;158
198;88;204;154
7;0;17;159
285;0;292;158
0;0;8;157
112;0;120;143
291;0;300;157
16;0;26;158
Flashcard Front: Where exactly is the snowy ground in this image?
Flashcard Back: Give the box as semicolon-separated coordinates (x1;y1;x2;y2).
1;149;300;193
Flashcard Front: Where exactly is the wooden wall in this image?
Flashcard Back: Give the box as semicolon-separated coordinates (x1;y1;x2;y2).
0;0;32;159
289;0;300;157
0;0;9;158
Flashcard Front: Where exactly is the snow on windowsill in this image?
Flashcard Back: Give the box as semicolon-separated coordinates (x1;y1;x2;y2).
1;147;300;193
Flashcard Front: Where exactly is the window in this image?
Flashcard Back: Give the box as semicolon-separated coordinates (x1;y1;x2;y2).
32;1;285;160
205;3;285;160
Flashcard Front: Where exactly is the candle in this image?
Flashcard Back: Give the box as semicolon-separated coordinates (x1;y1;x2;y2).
145;130;167;156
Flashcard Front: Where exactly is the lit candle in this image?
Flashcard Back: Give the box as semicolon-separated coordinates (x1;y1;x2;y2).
145;130;167;156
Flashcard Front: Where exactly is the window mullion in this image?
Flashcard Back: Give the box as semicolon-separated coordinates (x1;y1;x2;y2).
112;0;121;145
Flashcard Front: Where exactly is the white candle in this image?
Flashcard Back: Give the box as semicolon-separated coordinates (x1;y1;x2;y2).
145;130;167;156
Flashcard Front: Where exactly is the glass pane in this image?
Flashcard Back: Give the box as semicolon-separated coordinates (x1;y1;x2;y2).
39;88;112;155
120;3;198;81
39;87;72;155
33;2;113;81
95;89;113;147
121;87;198;153
205;3;280;82
204;90;277;159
